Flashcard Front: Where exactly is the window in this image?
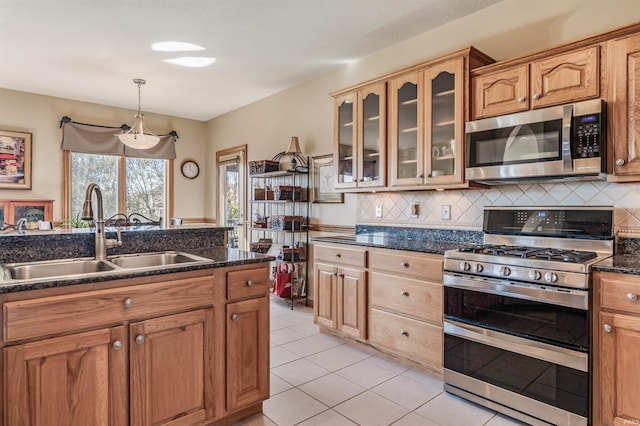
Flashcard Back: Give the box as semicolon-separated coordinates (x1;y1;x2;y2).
67;152;169;223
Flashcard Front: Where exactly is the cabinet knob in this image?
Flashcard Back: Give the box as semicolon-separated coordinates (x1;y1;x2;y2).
400;262;409;268
135;335;145;345
334;253;341;258
603;324;612;333
231;314;239;321
123;298;134;309
246;280;254;287
400;290;409;297
416;174;424;179
627;293;638;302
518;96;526;103
616;158;625;166
532;93;540;100
400;330;409;337
112;340;123;350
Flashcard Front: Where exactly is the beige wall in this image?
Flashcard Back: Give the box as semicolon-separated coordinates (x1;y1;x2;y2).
0;88;207;221
205;0;640;226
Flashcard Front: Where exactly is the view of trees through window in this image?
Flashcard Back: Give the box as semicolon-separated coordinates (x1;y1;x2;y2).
70;153;166;222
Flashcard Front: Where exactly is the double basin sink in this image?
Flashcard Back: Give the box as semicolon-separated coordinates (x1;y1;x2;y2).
1;251;212;282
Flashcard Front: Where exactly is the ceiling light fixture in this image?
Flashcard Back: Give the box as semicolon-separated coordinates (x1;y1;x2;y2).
116;78;160;149
152;41;205;52
163;57;216;68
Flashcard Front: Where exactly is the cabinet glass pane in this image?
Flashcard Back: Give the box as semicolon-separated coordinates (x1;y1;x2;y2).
396;82;418;179
362;92;381;182
431;71;456;177
337;100;355;184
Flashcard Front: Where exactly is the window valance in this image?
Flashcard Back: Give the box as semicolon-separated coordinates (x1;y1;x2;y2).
59;116;178;160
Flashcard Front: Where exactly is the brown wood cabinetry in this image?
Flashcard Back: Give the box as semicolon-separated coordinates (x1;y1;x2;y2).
593;271;640;425
472;46;599;119
0;199;53;228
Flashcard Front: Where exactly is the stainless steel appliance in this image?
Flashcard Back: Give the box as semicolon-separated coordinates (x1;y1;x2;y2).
465;99;605;184
443;206;614;426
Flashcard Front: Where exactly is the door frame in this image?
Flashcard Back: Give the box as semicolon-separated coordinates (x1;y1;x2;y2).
216;145;247;248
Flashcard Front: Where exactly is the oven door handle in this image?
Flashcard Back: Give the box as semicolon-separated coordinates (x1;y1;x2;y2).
562;103;574;173
444;320;588;372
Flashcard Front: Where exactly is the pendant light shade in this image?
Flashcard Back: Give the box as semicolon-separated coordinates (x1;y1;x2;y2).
117;78;160;149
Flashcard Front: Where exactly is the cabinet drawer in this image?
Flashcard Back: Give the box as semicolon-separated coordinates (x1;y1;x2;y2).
4;276;214;342
370;272;441;324
368;249;442;280
227;267;270;300
369;308;442;370
600;275;640;314
314;244;366;268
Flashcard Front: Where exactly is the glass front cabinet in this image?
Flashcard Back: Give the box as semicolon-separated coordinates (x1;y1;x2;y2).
334;82;386;190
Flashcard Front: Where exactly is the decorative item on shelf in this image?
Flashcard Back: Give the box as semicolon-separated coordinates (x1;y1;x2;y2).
252;213;269;228
274;185;302;200
253;182;274;200
115;78;160;149
271;215;304;231
249;160;280;174
272;136;308;170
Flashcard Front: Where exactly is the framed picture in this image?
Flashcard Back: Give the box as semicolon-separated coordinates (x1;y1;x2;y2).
0;130;31;189
311;154;343;203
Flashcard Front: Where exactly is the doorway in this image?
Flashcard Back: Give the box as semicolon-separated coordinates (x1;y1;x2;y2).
216;145;247;249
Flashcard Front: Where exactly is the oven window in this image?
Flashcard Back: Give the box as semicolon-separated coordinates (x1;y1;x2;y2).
445;334;588;417
467;120;562;168
444;287;588;351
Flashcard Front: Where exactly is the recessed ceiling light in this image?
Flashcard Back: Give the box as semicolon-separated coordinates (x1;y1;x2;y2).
163;57;216;68
152;41;205;52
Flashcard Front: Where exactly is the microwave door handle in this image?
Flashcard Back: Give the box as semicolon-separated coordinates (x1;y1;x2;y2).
562;104;573;173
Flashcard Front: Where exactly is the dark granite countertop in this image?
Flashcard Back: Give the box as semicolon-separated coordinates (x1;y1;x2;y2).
0;248;275;294
311;234;475;255
592;255;640;276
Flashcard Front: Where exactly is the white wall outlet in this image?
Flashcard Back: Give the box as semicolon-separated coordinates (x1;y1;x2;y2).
375;205;383;218
410;202;419;218
442;204;451;221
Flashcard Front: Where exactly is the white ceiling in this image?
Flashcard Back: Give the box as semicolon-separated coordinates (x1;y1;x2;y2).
0;0;502;121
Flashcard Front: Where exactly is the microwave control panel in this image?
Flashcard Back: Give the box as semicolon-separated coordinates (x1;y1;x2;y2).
574;113;602;158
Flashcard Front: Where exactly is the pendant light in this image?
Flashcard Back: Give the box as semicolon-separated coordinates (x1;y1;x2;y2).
116;78;160;149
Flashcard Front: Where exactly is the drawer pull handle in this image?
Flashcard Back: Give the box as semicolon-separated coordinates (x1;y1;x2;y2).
400;330;409;337
247;280;254;287
400;291;409;297
112;340;123;350
603;324;612;333
123;298;134;309
135;335;145;345
334;253;341;258
400;262;409;268
627;293;638;302
231;314;239;321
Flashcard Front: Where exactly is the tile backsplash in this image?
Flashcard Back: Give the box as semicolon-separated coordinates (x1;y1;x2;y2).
358;181;640;233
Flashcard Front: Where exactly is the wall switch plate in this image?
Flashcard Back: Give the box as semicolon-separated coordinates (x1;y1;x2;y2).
442;205;451;221
410;202;419;218
375;205;383;218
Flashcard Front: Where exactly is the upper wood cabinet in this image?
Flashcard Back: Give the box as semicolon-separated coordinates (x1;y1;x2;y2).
334;82;387;190
472;46;600;119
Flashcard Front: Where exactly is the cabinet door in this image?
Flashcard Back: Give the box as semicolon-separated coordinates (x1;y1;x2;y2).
313;262;338;329
426;57;465;184
334;92;358;189
357;82;387;188
227;297;269;411
5;326;127;426
599;312;640;425
530;46;599;109
337;266;366;340
389;71;424;186
472;64;529;119
611;34;640;178
130;309;215;426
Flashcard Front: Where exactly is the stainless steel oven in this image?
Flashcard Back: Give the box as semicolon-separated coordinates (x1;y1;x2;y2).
465;99;605;184
443;206;613;426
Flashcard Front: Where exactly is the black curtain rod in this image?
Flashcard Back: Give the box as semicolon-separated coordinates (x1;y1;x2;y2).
59;116;179;139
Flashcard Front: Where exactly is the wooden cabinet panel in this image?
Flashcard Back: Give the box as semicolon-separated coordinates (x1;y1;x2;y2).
226;297;269;412
4;326;127;426
472;65;529;119
0;199;53;228
530;46;599;108
130;309;214;426
600;274;640;314
357;82;387;189
314;243;366;268
227;266;270;300
368;249;442;281
313;262;337;329
334;92;358;189
337;266;366;339
3;275;214;342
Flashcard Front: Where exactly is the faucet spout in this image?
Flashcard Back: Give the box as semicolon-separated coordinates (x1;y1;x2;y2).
83;183;121;259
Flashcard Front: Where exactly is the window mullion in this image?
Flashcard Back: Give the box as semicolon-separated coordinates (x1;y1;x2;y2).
118;156;126;214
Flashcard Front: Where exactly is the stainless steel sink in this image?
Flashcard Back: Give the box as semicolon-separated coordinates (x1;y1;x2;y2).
2;258;117;281
109;251;208;269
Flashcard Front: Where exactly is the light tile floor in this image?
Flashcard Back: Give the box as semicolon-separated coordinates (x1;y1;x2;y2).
235;297;529;426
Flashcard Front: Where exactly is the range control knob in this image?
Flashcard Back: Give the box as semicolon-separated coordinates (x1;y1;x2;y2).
500;266;511;277
529;270;542;281
544;272;559;283
472;264;484;273
460;262;471;272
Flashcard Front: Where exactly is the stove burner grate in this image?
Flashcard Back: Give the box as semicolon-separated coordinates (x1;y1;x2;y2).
459;244;597;263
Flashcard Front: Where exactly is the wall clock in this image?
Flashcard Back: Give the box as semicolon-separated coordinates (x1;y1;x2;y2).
181;159;200;179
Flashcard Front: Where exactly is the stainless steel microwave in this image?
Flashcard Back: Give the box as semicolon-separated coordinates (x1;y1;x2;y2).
465;99;605;184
